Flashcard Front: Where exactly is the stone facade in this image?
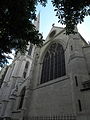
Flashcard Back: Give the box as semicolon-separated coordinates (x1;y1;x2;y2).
0;26;90;120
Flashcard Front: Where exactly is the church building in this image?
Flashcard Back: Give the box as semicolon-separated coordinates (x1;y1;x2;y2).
0;14;90;120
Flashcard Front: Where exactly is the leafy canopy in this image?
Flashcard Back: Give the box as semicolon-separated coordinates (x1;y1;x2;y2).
0;0;47;67
0;0;90;67
52;0;90;34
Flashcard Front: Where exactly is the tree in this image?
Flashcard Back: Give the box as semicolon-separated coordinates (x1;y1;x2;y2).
0;0;90;67
52;0;90;34
0;0;47;67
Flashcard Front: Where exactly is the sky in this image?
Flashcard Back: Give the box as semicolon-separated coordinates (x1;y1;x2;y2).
36;0;90;43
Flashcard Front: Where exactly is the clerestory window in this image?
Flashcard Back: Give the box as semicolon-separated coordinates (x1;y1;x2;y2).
40;43;66;84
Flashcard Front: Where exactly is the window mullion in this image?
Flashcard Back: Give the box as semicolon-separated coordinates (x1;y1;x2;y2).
41;60;45;83
40;43;66;84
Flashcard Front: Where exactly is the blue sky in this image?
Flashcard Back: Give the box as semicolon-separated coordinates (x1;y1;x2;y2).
36;0;90;42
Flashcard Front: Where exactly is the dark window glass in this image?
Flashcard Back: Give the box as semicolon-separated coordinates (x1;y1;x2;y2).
41;52;50;83
40;43;66;84
71;45;73;51
18;87;26;109
23;61;29;78
81;80;90;91
78;100;82;112
50;53;54;80
54;52;58;79
23;72;26;78
28;44;33;56
75;76;78;86
25;61;29;69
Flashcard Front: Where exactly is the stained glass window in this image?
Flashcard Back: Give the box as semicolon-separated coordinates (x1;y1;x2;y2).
41;43;66;84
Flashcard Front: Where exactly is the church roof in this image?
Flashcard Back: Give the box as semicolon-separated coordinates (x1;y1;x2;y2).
45;26;65;41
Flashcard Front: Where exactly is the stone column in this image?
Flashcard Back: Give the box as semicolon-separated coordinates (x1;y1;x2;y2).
18;60;26;78
4;97;16;118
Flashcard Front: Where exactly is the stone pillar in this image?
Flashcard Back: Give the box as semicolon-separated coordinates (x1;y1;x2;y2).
0;100;8;117
2;66;12;83
4;97;16;118
18;60;26;78
12;60;20;77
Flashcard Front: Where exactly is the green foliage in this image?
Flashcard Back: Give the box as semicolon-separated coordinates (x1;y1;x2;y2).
0;0;90;67
0;0;47;67
52;0;90;34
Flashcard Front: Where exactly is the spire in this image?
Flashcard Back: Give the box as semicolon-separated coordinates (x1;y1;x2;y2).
34;12;40;31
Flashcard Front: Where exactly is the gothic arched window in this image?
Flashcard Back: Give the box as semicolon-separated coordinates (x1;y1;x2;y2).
18;87;26;109
25;61;29;69
23;61;29;78
40;43;66;84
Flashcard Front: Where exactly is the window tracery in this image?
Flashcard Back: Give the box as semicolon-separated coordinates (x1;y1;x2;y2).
41;43;66;84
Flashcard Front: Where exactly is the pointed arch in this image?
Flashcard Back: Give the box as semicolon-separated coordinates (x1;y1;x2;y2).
40;43;66;84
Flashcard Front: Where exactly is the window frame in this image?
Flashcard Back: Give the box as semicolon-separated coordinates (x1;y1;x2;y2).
40;43;66;84
17;87;26;110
